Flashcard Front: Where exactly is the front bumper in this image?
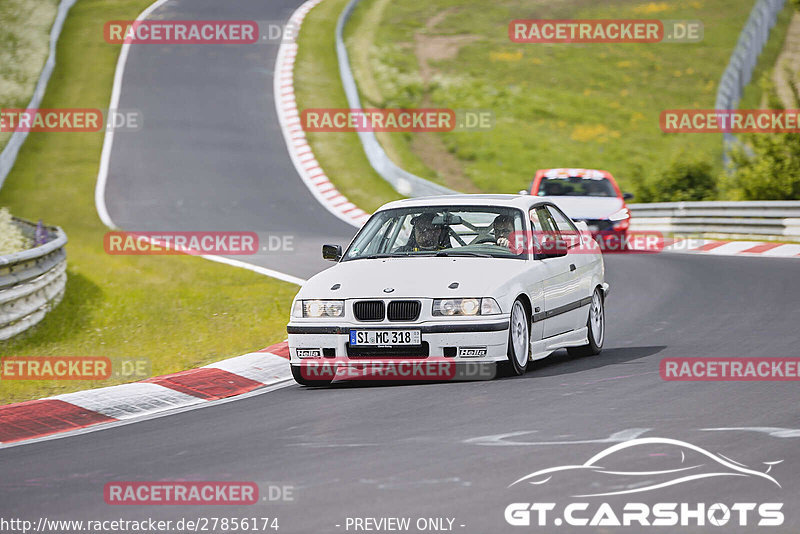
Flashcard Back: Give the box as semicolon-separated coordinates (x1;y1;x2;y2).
286;318;510;363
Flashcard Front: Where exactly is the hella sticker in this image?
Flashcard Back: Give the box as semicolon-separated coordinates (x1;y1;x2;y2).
296;348;321;359
458;347;488;357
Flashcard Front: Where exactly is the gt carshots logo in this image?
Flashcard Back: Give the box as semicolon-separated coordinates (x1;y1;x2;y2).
504;502;783;527
503;438;785;527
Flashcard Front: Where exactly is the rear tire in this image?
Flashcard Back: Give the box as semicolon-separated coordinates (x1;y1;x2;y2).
506;299;531;375
568;288;604;357
291;364;333;386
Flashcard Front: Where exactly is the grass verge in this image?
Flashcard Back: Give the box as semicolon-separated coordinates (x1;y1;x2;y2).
339;0;794;198
0;0;298;405
0;0;59;152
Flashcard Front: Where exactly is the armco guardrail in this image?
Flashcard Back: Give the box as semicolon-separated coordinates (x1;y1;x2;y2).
0;0;78;190
629;200;800;241
0;219;67;340
336;0;456;197
716;0;786;158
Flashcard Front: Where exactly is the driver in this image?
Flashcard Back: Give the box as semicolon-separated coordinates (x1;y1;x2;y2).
398;212;446;252
493;215;515;248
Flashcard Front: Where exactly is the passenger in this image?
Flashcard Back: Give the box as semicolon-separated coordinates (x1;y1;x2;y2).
398;213;446;251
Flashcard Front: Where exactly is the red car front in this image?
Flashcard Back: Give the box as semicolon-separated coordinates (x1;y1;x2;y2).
530;168;633;251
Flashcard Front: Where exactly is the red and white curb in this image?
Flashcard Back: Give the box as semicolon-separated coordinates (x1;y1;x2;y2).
9;0;799;451
0;342;291;445
663;238;800;258
274;0;370;229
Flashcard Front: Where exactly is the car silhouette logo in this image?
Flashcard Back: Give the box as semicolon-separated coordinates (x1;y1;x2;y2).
509;437;782;498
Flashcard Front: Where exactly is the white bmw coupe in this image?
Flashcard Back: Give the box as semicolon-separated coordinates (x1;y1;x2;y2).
287;194;608;385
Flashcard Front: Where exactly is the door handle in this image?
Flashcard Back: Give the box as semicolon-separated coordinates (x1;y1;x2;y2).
569;263;576;272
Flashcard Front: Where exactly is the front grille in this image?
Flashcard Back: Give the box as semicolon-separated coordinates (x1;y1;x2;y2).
346;342;429;358
353;300;385;321
387;300;421;322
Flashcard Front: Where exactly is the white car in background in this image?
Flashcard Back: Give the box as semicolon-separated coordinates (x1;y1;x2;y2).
287;194;608;386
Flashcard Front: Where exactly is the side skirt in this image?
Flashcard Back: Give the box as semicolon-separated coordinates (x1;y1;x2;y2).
531;327;589;360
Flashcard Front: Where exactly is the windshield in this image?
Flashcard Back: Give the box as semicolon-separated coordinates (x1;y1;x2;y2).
342;206;527;261
537;176;617;197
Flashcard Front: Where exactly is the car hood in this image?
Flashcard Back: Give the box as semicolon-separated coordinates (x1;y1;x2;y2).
544;196;624;220
297;257;532;300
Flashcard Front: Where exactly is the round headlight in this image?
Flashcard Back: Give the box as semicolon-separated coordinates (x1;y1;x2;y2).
327;301;344;317
460;298;480;315
306;300;324;317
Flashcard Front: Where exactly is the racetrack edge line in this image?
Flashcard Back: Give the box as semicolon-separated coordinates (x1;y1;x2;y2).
93;0;307;286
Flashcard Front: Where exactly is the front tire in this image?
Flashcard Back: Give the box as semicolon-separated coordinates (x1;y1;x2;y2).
506;299;531;375
291;364;333;386
568;288;604;357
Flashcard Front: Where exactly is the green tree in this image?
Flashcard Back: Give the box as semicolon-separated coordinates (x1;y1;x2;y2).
729;76;800;200
640;152;717;202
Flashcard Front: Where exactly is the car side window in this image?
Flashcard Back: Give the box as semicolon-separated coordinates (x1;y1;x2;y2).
547;205;581;248
526;207;555;255
534;207;557;233
547;206;578;234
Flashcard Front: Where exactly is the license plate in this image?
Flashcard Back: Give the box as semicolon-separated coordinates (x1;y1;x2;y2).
350;330;421;346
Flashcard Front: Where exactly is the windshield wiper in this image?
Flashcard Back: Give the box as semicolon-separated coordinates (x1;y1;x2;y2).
435;251;492;258
350;253;409;260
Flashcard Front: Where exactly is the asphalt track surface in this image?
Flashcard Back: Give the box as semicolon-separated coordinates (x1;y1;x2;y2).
3;1;800;533
102;0;357;278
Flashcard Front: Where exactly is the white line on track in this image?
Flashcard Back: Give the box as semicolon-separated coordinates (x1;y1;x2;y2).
2;0;325;450
93;0;307;287
95;0;170;231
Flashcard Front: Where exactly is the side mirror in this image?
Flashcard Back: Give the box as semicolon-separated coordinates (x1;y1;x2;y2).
623;192;634;200
322;244;342;261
